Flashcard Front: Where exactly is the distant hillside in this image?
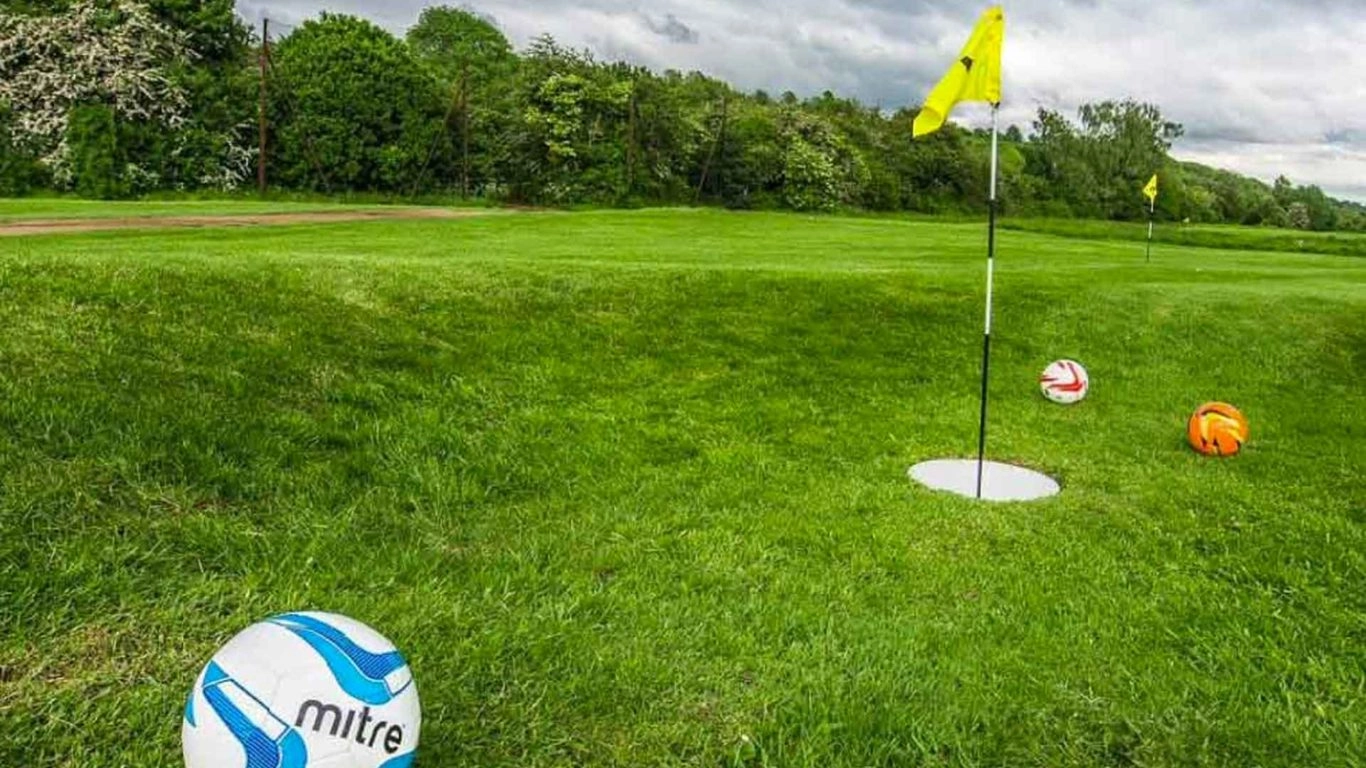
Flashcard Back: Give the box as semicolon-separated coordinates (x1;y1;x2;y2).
1169;161;1363;230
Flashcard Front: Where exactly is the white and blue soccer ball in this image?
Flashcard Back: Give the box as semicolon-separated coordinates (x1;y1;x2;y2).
183;612;420;768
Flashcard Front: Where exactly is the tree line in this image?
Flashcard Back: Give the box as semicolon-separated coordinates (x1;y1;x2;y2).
2;1;1362;231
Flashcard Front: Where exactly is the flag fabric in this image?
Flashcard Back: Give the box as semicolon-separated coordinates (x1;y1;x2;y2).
1145;174;1159;261
912;6;1005;138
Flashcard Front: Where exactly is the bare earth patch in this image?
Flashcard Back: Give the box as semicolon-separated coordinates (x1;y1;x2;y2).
0;207;488;236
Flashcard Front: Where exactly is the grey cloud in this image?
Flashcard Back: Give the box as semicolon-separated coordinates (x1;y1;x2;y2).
235;1;1366;200
1326;128;1366;145
644;13;700;44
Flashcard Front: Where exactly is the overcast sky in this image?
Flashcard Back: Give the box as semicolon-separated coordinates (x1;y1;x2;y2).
235;0;1366;202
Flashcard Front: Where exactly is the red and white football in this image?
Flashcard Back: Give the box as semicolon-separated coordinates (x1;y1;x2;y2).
1040;359;1089;405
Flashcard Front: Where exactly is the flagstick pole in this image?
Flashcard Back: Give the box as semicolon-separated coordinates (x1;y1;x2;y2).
1146;197;1155;262
975;104;1000;499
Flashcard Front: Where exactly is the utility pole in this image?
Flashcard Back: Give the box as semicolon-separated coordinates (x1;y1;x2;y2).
626;81;637;194
460;62;470;199
713;92;728;199
695;94;727;203
258;17;269;195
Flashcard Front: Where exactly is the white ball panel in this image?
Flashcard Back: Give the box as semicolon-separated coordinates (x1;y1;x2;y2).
1040;359;1090;405
183;613;420;768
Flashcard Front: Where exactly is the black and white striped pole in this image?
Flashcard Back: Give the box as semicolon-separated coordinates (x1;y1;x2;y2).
974;104;1000;499
909;105;1057;502
1146;196;1156;263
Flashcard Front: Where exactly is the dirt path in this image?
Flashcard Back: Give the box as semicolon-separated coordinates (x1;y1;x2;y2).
0;207;489;237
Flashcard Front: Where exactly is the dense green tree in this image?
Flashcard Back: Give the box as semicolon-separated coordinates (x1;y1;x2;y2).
157;0;255;190
1076;100;1183;218
629;70;713;203
65;104;127;198
714;100;783;208
149;0;246;62
2;0;71;12
269;13;448;192
0;103;44;194
506;36;638;203
2;0;253;192
1338;205;1366;231
1027;101;1182;219
406;6;517;196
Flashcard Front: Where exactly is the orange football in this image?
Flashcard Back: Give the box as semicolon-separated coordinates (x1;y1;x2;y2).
1187;402;1249;457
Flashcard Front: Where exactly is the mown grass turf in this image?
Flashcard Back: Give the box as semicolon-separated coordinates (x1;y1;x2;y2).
1003;216;1366;258
0;207;1363;767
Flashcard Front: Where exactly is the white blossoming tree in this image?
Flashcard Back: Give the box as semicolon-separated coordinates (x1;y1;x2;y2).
0;0;248;189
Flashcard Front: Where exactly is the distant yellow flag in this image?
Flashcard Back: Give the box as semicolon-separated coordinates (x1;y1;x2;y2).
1143;174;1159;203
912;6;1005;138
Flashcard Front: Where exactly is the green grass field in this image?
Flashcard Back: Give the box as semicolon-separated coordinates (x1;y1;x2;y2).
1;205;1363;767
1003;217;1366;258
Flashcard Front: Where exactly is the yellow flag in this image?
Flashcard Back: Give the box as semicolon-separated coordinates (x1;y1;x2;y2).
1143;174;1159;203
912;6;1005;138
